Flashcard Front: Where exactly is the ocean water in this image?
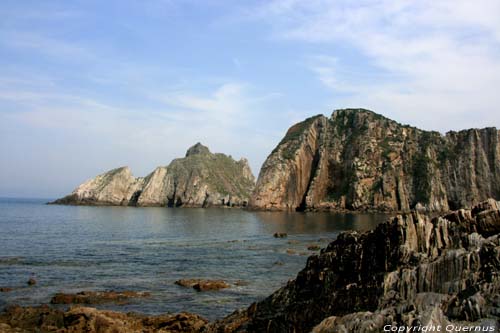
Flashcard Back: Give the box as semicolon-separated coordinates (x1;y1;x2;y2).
0;198;390;320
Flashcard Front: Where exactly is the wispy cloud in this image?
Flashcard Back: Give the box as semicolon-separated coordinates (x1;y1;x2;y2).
253;0;500;130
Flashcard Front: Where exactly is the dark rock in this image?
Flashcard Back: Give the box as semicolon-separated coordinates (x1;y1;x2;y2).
210;199;500;332
307;244;321;251
0;287;13;292
234;280;249;287
273;232;288;238
27;278;36;286
50;290;150;305
175;279;230;292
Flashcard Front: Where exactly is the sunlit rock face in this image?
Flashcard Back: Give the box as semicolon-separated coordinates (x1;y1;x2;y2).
250;108;500;212
51;143;255;208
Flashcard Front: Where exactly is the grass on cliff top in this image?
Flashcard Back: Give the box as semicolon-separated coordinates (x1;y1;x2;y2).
168;153;254;197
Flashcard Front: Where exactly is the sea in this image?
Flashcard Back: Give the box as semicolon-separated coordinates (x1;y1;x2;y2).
0;198;390;320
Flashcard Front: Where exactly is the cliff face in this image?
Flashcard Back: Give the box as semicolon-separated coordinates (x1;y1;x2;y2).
52;143;255;208
250;109;500;212
209;199;500;333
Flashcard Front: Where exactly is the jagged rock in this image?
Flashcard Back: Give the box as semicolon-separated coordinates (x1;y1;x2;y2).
208;199;500;332
50;290;150;304
250;109;500;212
0;305;207;332
51;143;255;208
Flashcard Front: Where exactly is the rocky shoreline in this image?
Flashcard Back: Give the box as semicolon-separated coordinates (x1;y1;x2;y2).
1;199;499;332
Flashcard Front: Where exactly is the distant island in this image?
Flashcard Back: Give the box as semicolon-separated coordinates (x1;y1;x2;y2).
52;109;500;212
50;143;255;208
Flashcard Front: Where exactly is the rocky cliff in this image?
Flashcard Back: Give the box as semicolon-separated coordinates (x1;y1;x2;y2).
250;109;500;212
209;199;500;332
52;143;255;208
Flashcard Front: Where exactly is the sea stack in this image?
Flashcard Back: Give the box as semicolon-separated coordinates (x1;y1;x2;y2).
51;143;255;208
250;109;500;212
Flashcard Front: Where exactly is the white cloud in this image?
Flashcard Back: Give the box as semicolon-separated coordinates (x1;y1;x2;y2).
254;0;500;131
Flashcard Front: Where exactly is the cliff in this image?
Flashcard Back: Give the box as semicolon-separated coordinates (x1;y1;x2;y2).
51;143;255;208
250;109;500;212
209;199;500;332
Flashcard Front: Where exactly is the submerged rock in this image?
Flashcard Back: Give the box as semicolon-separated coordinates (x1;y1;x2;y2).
208;199;500;332
250;109;500;212
51;143;255;208
27;278;36;286
50;290;150;305
273;232;288;238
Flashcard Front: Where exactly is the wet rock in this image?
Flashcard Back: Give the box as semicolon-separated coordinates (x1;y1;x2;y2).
274;232;288;238
0;305;207;332
50;290;150;305
307;244;321;251
285;249;296;255
234;280;249;287
0;287;13;292
175;279;230;292
27;278;36;286
273;261;284;266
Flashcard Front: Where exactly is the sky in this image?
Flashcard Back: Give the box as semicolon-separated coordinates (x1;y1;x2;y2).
1;0;500;198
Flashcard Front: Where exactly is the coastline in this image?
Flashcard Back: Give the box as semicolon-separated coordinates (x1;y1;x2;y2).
2;199;499;332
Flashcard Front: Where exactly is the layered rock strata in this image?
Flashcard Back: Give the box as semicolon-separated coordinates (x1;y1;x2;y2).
52;143;255;208
250;109;500;212
209;199;500;332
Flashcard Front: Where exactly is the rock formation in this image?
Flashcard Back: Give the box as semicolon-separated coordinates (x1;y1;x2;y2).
250;109;500;212
0;305;207;333
51;143;255;208
208;199;500;332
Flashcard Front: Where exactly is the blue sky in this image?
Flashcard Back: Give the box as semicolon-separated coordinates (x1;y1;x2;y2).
1;0;500;198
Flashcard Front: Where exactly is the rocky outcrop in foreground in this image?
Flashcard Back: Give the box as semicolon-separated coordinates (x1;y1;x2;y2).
0;305;207;333
209;199;500;332
51;143;255;208
250;109;500;211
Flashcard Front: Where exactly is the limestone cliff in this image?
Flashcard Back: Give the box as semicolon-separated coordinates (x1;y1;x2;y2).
208;199;500;332
250;109;500;212
52;143;255;208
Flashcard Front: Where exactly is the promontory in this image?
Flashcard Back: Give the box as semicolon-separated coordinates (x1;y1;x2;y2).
250;108;500;212
51;143;255;208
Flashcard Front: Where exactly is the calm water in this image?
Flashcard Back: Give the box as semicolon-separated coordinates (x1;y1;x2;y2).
0;198;390;320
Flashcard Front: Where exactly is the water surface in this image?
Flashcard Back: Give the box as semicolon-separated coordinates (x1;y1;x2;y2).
0;198;390;319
